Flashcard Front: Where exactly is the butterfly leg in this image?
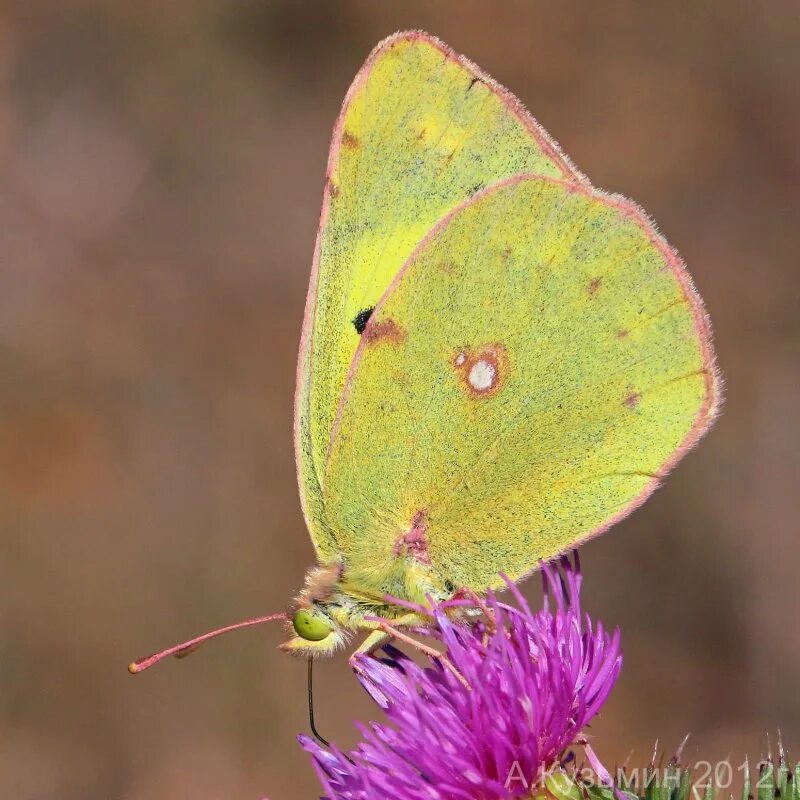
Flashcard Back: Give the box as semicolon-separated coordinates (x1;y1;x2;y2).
354;628;393;656
347;611;422;667
347;613;420;676
350;619;470;690
348;629;392;683
349;610;427;657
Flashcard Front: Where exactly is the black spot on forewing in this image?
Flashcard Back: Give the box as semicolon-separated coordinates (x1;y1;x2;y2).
353;306;375;336
352;307;375;334
467;77;483;93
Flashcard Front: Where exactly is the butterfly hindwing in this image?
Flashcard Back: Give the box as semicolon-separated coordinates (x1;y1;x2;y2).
322;175;718;593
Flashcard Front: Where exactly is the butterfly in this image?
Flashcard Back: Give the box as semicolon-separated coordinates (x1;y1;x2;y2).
129;31;719;676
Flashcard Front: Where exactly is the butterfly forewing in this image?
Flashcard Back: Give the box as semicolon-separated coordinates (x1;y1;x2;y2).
295;32;577;558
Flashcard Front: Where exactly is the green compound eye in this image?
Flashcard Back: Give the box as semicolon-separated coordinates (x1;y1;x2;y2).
292;609;332;642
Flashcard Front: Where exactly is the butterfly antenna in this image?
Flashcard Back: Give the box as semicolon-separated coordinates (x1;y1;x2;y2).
127;613;287;674
308;658;330;747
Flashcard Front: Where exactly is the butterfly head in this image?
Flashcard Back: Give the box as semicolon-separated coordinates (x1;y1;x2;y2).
279;602;349;657
280;563;353;657
292;607;332;641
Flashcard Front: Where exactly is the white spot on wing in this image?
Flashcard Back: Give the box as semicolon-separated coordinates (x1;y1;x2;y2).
468;359;496;391
455;351;466;366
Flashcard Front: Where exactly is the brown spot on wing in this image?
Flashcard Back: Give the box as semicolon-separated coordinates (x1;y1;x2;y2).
327;178;340;198
588;277;603;297
342;130;360;149
364;317;407;345
393;510;430;565
616;328;629;339
624;391;641;409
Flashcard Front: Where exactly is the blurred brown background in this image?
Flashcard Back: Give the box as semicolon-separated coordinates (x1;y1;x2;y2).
0;2;798;798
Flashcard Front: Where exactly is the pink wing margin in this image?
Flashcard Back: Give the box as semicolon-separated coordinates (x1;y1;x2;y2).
327;172;721;559
293;29;586;506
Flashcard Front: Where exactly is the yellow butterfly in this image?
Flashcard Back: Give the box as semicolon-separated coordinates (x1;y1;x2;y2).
130;31;719;675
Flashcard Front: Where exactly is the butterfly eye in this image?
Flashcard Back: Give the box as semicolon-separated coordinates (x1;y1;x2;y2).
292;609;332;641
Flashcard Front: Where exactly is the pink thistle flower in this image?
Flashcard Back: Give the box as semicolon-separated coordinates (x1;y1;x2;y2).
301;556;622;799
